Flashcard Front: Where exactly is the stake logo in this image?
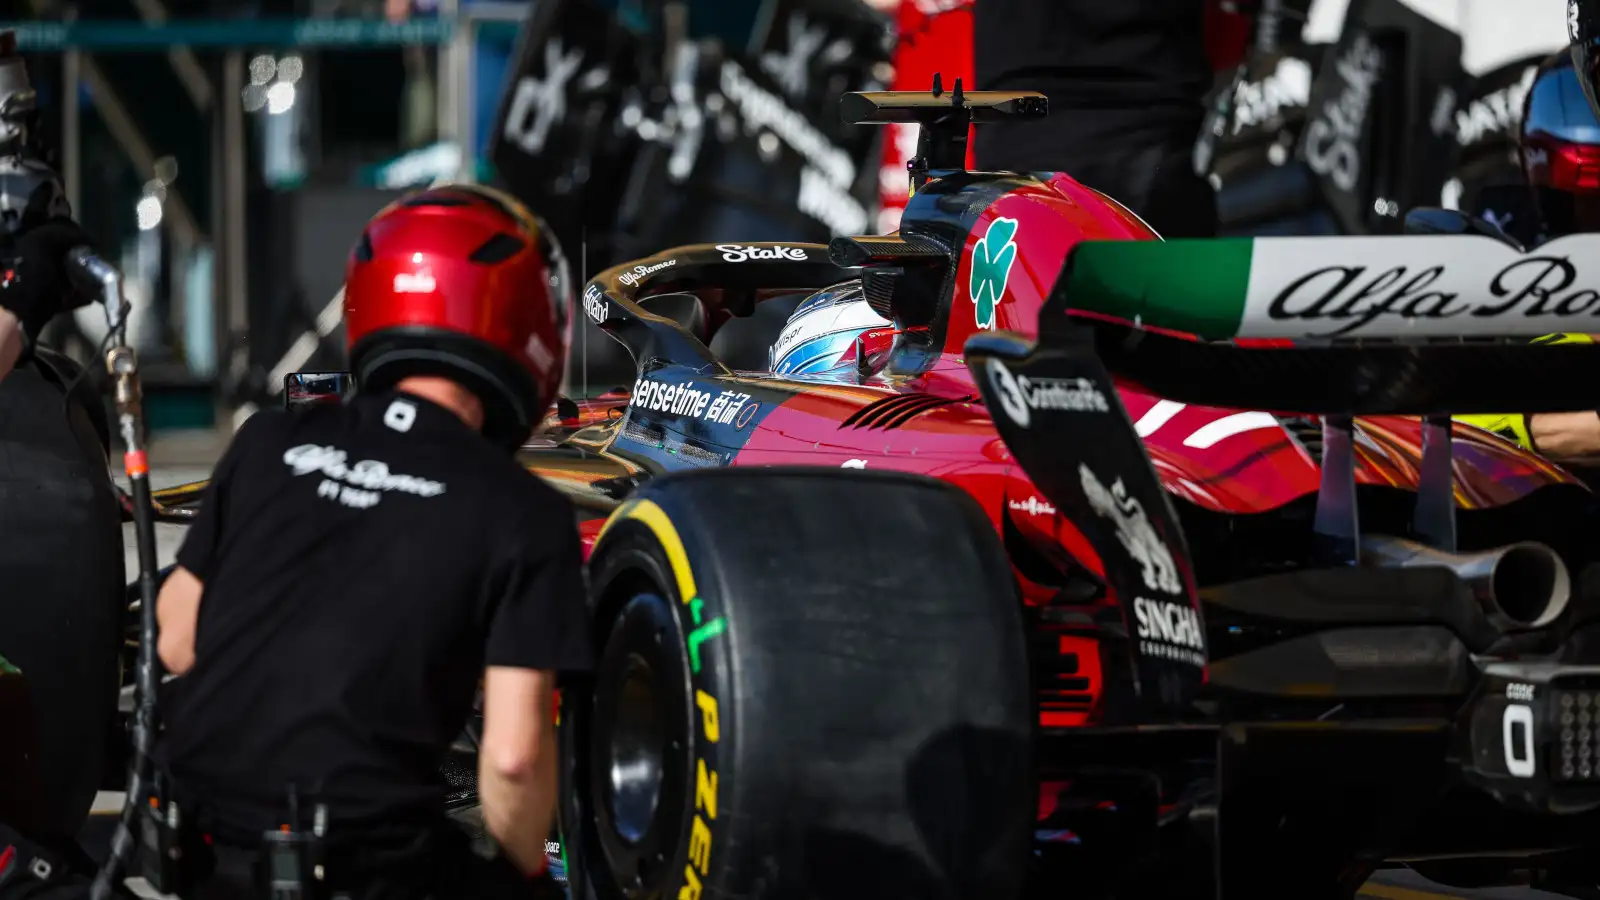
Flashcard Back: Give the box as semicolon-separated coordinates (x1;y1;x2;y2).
970;217;1019;330
1303;32;1381;194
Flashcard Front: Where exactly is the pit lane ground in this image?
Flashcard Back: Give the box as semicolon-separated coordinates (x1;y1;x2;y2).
82;431;1587;900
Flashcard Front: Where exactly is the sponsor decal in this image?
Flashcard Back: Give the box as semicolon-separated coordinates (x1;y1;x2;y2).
683;639;722;900
1080;462;1203;666
799;165;870;236
1008;495;1056;517
526;333;555;374
284;444;446;509
841;458;868;468
683;601;725;899
770;318;809;364
716;244;809;263
383;400;415;433
1080;463;1183;597
502;38;585;156
583;284;607;324
618;258;677;288
1506;682;1536;702
1241;234;1600;339
1132;597;1206;667
631;377;754;425
760;11;827;100
1303;32;1381;194
734;402;760;430
970;217;1019;330
1454;66;1538;147
1573;0;1583;43
1231;56;1312;135
1429;85;1457;140
392;270;435;293
1482;208;1516;234
719;61;855;189
985;361;1110;429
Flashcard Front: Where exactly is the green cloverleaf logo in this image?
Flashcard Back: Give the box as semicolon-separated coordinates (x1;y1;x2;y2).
970;216;1019;330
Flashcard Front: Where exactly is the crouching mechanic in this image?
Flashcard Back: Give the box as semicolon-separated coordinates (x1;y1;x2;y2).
149;184;591;898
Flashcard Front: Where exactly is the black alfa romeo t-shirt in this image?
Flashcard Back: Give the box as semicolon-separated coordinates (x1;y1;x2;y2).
159;390;592;835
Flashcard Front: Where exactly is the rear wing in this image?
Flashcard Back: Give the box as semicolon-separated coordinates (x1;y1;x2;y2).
1050;232;1600;415
963;231;1600;720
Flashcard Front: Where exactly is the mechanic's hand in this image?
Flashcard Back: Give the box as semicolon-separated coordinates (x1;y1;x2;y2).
0;216;97;336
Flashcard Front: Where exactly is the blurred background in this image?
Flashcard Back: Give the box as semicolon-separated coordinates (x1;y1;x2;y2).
0;0;1577;443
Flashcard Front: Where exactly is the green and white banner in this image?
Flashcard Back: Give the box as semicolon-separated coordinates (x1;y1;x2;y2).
1063;233;1600;342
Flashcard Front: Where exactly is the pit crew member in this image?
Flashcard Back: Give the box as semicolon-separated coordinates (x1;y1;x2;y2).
151;184;590;897
0;28;128;880
1457;52;1600;467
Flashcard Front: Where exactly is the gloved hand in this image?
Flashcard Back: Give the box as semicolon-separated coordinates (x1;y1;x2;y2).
0;216;96;338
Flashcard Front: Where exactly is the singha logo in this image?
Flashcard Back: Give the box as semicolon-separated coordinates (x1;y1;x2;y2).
1080;464;1182;596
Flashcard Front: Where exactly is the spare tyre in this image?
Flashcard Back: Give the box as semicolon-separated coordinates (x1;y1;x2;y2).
562;467;1032;900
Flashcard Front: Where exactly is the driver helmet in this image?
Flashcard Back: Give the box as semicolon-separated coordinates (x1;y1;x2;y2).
1520;51;1600;237
343;183;573;450
769;281;894;378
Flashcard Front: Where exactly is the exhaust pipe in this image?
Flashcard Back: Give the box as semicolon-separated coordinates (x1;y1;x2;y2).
1361;536;1572;631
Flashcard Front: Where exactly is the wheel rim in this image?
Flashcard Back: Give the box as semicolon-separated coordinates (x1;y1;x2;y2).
607;654;666;843
588;590;692;900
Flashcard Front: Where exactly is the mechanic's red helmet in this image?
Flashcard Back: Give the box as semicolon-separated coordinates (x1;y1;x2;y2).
1521;52;1600;236
344;183;572;449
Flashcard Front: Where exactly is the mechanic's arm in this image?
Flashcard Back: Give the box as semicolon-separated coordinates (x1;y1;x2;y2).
152;413;269;675
480;667;559;876
156;567;204;675
0;308;21;382
478;515;594;876
1529;412;1600;466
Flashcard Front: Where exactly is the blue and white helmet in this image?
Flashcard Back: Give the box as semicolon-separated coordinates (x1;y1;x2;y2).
769;281;893;377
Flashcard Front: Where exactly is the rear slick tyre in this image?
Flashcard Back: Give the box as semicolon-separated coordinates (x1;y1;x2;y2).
561;467;1033;900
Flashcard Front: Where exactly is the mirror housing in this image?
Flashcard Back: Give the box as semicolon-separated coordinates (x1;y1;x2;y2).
1402;206;1526;250
284;371;355;412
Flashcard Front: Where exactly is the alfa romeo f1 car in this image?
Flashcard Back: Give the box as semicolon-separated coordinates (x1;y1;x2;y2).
138;87;1600;899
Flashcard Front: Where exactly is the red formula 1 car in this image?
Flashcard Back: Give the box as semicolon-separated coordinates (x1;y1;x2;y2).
146;90;1600;898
